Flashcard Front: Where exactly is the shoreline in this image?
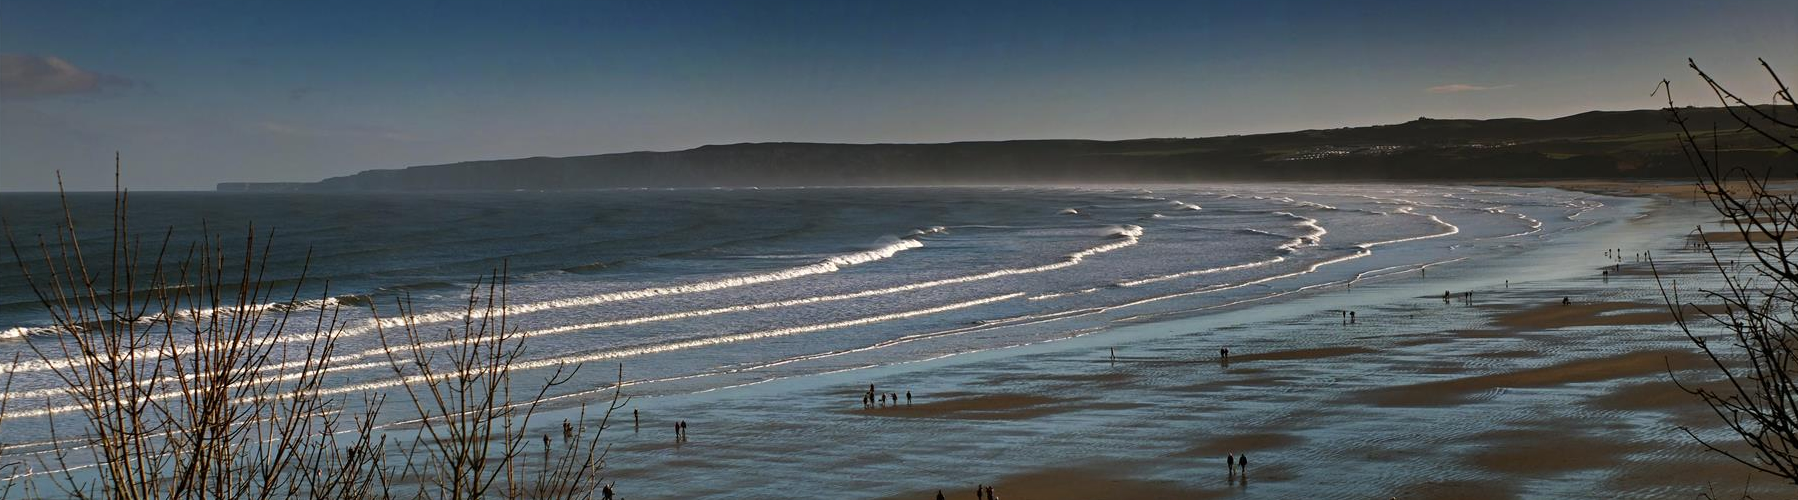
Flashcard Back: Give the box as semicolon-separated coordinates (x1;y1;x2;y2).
573;186;1780;499
0;184;1765;498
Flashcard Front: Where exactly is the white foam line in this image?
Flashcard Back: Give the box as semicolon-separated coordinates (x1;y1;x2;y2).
1372;207;1459;246
1113;213;1326;288
2;226;1145;401
4;237;932;376
1060;207;1462;320
1;292;1026;420
346;238;928;335
724;304;1120;377
1485;207;1545;239
1350;257;1471;282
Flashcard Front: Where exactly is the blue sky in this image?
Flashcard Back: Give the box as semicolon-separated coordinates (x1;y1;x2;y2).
1;0;1793;190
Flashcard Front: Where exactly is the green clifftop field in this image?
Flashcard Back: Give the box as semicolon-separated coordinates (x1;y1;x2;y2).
223;106;1794;191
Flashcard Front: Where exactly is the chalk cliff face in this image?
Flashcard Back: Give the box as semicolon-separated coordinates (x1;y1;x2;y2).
222;107;1795;191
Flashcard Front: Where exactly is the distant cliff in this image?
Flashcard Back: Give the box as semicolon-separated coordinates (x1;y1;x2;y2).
223;107;1794;191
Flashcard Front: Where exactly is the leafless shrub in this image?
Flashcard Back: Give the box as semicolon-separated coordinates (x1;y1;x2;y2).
1;161;624;499
377;270;624;500
1655;58;1798;489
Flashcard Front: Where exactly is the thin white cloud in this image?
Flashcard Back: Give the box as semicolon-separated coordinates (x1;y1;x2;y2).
1426;83;1515;94
0;54;135;99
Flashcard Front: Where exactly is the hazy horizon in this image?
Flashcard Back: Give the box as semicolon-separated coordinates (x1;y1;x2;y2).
2;0;1794;190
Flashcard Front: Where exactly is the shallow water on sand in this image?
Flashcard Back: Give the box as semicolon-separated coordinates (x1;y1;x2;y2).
0;185;1601;431
2;184;1706;497
582;195;1745;499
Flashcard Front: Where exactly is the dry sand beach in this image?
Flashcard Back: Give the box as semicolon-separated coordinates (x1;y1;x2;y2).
568;185;1788;499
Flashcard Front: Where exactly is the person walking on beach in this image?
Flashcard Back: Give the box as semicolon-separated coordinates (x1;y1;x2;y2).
976;484;983;499
937;490;945;500
1227;453;1236;475
1562;296;1571;306
1349;311;1356;324
634;409;639;433
1238;453;1247;475
602;483;614;500
906;391;913;405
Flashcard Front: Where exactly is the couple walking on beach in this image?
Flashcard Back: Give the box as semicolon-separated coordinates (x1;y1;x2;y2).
1227;453;1249;476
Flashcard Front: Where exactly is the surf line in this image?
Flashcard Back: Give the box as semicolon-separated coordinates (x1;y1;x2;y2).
0;291;1028;420
1113;213;1326;288
4;232;936;376
2;225;1143;407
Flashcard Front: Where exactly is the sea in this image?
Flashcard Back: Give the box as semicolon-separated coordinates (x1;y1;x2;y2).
0;184;1610;445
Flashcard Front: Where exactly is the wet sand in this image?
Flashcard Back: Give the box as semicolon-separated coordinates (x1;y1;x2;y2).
871;275;1764;498
854;393;1070;420
1227;346;1375;363
885;466;1226;500
1353;349;1701;407
853;287;1755;499
1694;230;1798;243
1488;300;1708;330
594;191;1783;499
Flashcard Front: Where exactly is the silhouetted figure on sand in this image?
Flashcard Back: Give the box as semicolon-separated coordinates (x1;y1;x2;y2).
1349;311;1356;324
1442;291;1450;303
1227;453;1236;475
1562;296;1571;305
1239;454;1247;475
976;484;984;499
602;484;614;500
937;490;945;500
633;409;639;433
906;391;913;405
